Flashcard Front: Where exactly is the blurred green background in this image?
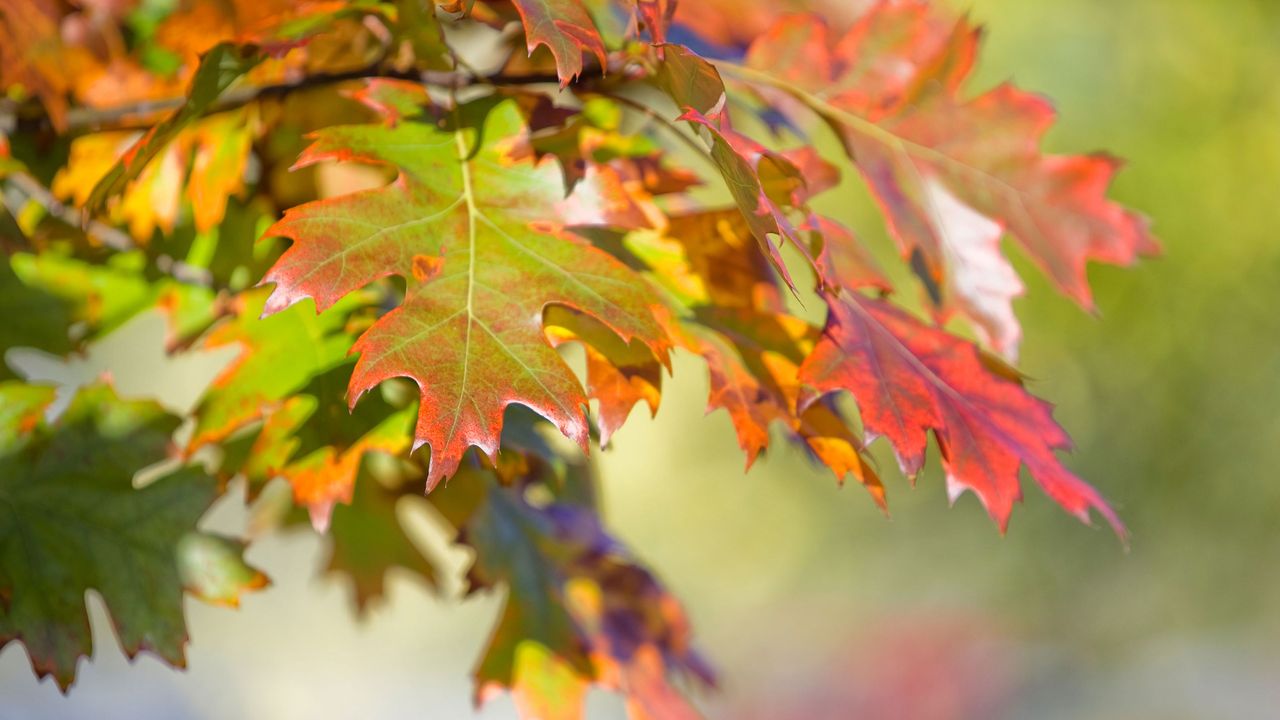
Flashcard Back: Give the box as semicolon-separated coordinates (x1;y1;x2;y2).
3;0;1279;718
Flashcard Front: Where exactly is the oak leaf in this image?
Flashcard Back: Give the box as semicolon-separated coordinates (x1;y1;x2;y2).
188;289;360;454
740;7;1159;358
628;210;882;498
261;92;670;489
656;46;820;294
240;366;417;532
799;294;1124;536
0;383;266;691
545;307;663;447
84;43;263;220
433;468;711;718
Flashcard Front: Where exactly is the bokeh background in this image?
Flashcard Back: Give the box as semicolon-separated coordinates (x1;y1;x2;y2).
3;0;1280;718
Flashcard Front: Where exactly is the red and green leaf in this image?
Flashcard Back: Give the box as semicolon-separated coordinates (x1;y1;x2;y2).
261;92;670;489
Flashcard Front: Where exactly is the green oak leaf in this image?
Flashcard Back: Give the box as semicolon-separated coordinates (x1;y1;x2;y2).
0;382;263;690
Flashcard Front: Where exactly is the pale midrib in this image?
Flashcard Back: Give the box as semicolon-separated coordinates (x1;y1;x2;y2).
445;126;479;452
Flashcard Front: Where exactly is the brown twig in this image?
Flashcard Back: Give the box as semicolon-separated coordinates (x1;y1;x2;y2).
3;171;134;251
1;171;214;286
11;65;570;135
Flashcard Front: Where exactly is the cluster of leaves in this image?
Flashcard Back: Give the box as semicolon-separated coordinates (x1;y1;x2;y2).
1;0;1154;715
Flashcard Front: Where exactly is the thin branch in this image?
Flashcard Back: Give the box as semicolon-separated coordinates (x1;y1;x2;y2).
12;65;569;135
1;171;213;286
3;171;134;251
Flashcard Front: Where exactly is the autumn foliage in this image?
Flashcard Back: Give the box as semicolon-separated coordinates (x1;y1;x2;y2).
0;0;1154;715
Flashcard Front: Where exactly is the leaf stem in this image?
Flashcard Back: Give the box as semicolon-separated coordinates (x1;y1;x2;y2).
584;90;712;162
3;171;133;251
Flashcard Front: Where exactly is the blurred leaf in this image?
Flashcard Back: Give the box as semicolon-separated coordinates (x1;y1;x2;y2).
177;533;270;607
0;257;74;376
325;472;437;613
436;468;713;718
188;288;364;453
85;43;263;217
738;7;1159;359
0;383;263;691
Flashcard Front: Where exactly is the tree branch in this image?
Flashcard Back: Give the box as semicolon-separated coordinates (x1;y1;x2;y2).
11;65;569;135
1;171;213;286
3;171;133;251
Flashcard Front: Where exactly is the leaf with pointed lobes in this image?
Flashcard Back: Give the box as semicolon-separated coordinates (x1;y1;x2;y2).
651;209;785;311
799;294;1125;539
505;0;607;85
0;383;266;692
655;46;823;295
812;216;893;294
260;93;670;491
282;403;416;532
433;467;711;719
54;109;255;242
325;473;439;614
743;6;1158;360
686;309;883;505
53;130;185;243
677;108;814;294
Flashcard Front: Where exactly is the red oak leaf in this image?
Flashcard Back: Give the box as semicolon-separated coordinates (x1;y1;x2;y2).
742;6;1158;358
799;293;1124;537
261;92;670;490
